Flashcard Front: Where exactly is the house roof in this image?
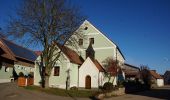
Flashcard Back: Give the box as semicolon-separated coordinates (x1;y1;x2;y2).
124;70;139;76
123;63;140;71
92;59;105;72
164;70;170;75
150;70;163;79
0;38;37;62
0;41;16;61
34;51;42;56
57;43;84;65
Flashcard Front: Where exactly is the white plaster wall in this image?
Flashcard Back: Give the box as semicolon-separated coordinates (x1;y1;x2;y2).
79;57;99;88
0;79;11;83
157;79;164;87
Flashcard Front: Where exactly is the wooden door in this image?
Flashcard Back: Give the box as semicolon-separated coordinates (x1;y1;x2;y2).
85;75;91;89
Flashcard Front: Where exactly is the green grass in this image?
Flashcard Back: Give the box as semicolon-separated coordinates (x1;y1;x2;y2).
24;86;98;97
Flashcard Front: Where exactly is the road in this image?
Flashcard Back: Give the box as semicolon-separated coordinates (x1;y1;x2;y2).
0;83;170;100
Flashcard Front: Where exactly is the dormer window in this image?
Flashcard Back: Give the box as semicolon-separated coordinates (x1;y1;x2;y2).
89;38;94;44
79;39;83;46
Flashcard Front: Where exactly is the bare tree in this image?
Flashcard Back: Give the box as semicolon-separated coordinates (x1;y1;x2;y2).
140;65;151;89
7;0;85;88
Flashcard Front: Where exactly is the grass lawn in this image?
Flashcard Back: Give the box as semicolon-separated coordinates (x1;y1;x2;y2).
24;86;99;97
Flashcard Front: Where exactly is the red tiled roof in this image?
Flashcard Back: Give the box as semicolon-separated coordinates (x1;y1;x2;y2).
92;59;105;72
57;43;84;65
150;70;163;79
124;71;139;76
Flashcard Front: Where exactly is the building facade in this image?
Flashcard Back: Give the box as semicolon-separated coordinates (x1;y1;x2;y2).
34;20;125;89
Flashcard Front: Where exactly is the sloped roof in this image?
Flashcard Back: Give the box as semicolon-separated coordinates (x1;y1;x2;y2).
150;70;163;79
0;38;37;62
34;51;42;56
57;43;84;65
92;59;105;72
0;41;16;61
164;70;170;75
123;63;140;71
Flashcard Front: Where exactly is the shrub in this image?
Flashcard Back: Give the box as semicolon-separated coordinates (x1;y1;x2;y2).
103;82;113;92
18;72;24;77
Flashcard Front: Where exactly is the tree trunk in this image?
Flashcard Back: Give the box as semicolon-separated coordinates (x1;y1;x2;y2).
44;76;50;88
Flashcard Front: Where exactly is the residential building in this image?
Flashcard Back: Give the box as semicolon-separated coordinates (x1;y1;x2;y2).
122;63;140;80
0;38;37;83
164;70;170;85
149;70;164;87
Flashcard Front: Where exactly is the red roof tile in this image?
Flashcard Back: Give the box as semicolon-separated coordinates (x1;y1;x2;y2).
150;70;163;79
92;59;105;72
57;43;84;65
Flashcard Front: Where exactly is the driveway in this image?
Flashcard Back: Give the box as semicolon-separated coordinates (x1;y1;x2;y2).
0;83;88;100
0;83;170;100
106;85;170;100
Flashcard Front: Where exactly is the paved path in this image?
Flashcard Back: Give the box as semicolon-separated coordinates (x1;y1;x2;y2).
0;83;170;100
106;85;170;100
0;83;89;100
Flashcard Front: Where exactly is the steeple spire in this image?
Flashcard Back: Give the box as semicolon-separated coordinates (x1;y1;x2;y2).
86;41;95;60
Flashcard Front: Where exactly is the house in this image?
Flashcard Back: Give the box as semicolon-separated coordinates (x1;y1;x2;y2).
149;70;164;87
122;63;140;80
0;38;37;83
34;20;125;89
164;70;170;85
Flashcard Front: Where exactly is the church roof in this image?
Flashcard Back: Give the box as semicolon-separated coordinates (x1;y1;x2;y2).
92;59;105;72
57;43;84;65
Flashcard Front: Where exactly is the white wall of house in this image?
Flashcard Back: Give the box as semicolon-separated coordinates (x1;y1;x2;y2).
79;57;101;88
14;64;34;76
0;66;13;83
157;79;164;87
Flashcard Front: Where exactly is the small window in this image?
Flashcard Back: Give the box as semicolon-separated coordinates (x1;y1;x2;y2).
54;67;60;76
79;39;83;46
84;27;88;30
89;38;94;44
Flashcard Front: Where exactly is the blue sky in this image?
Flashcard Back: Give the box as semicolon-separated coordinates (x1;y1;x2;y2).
0;0;170;74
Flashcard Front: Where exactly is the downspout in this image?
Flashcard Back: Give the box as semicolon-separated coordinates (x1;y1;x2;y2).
78;66;79;88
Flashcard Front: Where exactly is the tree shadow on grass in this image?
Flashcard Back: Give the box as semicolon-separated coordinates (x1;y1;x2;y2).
128;86;170;100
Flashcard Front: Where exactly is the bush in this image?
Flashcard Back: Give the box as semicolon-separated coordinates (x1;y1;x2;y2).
18;72;24;77
103;82;113;92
